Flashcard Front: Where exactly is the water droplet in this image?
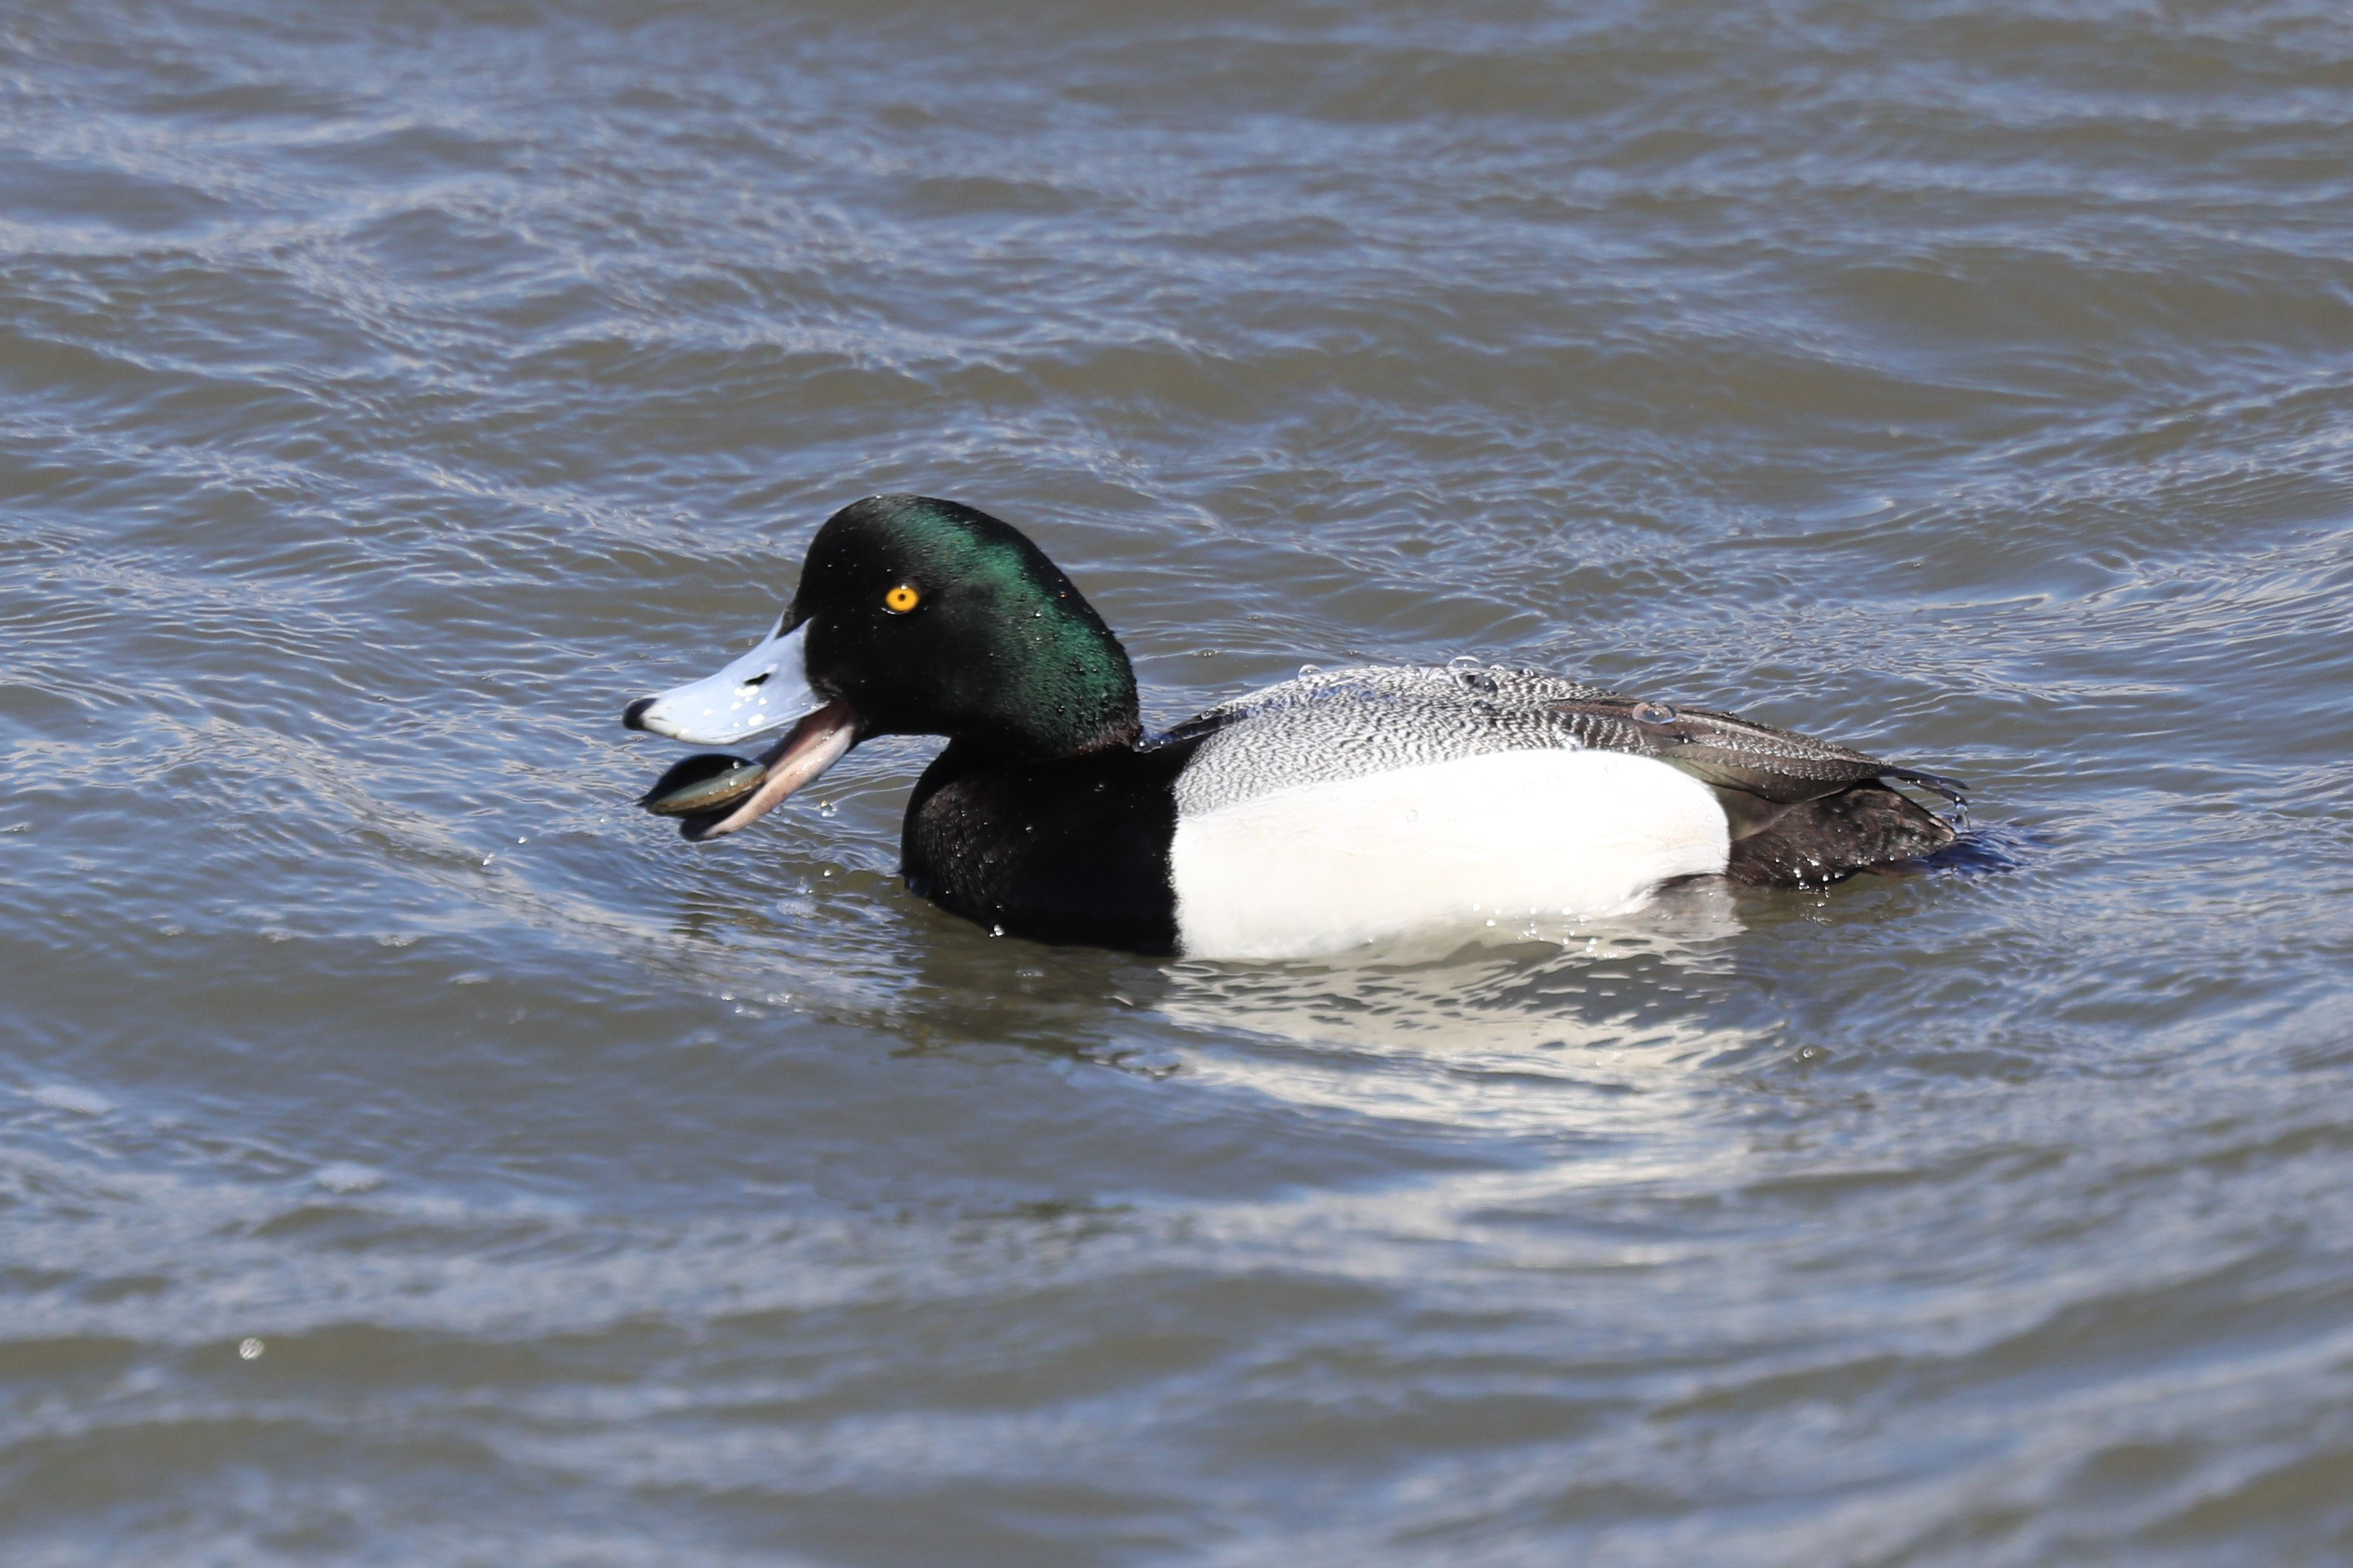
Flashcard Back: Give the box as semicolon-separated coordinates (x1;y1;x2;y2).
1297;663;1322;678
990;924;1005;937
816;800;838;818
1632;700;1679;725
238;1338;264;1360
1448;654;1481;670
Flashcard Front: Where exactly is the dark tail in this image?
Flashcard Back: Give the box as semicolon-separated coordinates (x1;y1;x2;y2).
1725;780;1960;886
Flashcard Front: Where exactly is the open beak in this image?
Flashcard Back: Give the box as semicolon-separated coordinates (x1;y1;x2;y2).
622;619;861;841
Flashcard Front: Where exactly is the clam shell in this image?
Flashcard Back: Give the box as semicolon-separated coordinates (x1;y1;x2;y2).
638;753;765;816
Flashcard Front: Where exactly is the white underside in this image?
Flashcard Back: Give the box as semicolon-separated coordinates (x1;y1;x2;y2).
1168;749;1731;961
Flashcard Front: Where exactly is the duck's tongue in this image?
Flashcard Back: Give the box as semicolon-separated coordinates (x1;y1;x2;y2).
677;699;860;843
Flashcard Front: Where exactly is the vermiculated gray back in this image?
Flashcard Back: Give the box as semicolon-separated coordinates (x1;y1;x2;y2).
1163;664;1962;817
1163;665;1615;816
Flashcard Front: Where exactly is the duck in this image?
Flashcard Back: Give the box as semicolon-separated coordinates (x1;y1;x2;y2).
621;495;1966;960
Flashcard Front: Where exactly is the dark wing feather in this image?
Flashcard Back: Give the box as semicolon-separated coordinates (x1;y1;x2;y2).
1545;696;1967;807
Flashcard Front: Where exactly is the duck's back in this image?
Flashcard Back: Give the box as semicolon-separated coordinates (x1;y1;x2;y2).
1163;665;1614;814
1165;663;1956;813
1156;665;1959;959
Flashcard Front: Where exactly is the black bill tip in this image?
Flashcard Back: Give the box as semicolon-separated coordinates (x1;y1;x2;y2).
622;696;656;731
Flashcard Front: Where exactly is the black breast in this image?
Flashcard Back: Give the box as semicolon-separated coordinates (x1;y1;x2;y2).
900;739;1198;954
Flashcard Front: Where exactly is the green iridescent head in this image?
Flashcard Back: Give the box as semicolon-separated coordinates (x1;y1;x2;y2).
789;495;1141;760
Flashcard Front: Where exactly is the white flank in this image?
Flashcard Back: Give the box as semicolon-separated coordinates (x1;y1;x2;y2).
1169;749;1730;961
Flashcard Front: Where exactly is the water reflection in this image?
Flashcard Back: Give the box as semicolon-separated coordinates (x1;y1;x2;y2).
1153;881;1753;1140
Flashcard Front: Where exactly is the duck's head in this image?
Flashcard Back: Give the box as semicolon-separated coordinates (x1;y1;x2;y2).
622;495;1140;841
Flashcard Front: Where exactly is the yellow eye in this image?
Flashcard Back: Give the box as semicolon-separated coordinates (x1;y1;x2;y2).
883;583;920;613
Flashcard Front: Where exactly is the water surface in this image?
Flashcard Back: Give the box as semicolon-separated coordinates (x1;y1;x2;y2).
5;1;2352;1563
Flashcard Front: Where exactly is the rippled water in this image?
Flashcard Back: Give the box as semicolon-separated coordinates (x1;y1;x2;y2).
5;1;2352;1561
